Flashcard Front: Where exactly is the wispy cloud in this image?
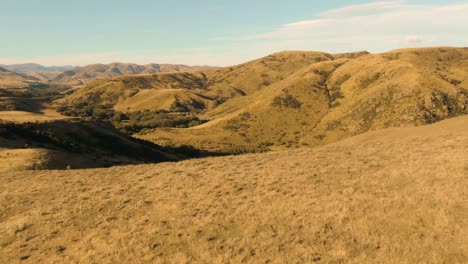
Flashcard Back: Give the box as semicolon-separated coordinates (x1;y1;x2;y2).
321;0;408;17
215;1;468;53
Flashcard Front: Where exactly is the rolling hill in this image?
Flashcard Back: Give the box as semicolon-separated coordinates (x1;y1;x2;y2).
62;51;364;112
57;47;468;153
0;67;42;88
1;115;466;263
143;47;468;152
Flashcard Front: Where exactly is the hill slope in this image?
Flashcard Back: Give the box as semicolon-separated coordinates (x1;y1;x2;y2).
1;116;466;263
62;51;357;108
0;67;42;88
136;47;468;152
58;51;369;136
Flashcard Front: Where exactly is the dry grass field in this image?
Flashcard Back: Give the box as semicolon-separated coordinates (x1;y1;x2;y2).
1;116;466;263
0;110;68;123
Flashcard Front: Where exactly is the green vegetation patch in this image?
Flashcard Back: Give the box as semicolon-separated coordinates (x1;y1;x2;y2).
57;103;206;134
272;95;302;109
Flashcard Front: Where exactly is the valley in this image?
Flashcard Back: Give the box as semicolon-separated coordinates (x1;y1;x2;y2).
1;47;467;169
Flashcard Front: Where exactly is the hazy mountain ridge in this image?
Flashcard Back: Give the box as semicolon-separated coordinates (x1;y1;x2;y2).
0;63;74;74
52;63;218;86
0;63;218;85
0;64;74;83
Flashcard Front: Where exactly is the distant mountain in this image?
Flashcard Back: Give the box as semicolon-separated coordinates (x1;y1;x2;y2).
52;63;218;86
0;67;42;88
0;63;73;73
0;63;217;85
0;63;74;82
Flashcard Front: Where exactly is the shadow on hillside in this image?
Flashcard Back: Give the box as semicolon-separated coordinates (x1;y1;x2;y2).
0;119;231;170
0;86;70;113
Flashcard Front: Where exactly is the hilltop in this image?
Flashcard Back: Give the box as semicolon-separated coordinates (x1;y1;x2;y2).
58;47;468;153
1;115;466;263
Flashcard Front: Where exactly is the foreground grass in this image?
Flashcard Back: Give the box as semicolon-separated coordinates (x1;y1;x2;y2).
0;116;467;263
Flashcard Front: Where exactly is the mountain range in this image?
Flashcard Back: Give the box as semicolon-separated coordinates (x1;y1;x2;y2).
0;63;218;86
0;63;73;83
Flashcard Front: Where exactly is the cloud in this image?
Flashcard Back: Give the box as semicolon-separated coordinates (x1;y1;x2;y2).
404;35;426;44
216;1;468;54
321;1;408;17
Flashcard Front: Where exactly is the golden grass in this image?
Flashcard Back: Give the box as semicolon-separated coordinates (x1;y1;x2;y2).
0;110;69;123
1;116;466;263
0;148;49;172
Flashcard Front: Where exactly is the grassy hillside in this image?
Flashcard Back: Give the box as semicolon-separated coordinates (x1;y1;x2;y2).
60;47;467;153
62;51;347;109
1;116;466;263
58;51;367;137
137;47;468;152
52;63;218;86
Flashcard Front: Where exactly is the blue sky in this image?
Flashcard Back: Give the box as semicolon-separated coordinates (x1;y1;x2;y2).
1;0;467;66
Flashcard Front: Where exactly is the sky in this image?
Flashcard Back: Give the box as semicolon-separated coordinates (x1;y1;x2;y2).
1;0;467;66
